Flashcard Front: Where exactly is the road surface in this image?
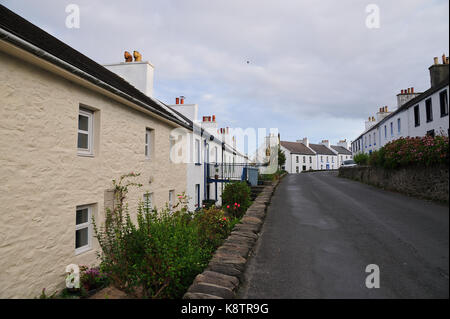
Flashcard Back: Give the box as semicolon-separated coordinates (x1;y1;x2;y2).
239;171;449;298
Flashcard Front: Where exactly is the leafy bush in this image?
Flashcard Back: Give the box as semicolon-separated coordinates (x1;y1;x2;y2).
259;169;286;182
93;173;234;299
380;135;449;169
222;181;252;218
361;135;449;169
353;152;369;165
193;206;232;249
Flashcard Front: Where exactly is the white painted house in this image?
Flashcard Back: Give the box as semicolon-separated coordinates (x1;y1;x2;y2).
352;56;449;154
280;137;351;173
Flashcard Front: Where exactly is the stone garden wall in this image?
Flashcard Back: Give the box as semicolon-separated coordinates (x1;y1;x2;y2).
338;164;449;203
183;176;284;299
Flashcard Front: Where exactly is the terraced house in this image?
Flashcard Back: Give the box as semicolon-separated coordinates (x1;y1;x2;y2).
0;6;190;298
280;138;351;173
0;5;252;298
352;55;449;155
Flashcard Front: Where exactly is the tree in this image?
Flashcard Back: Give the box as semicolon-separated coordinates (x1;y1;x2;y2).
278;146;286;170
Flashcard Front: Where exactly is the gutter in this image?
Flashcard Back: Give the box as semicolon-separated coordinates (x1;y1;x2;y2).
0;27;192;131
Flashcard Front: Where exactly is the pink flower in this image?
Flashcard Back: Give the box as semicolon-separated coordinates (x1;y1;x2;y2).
226;205;230;208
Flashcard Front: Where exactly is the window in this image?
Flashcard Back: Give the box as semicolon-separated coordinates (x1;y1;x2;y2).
296;156;299;163
169;190;175;212
332;157;334;163
427;129;435;138
145;129;153;159
425;98;433;122
414;105;420;127
341;155;343;162
374;132;376;146
369;134;371;146
195;139;200;164
303;156;306;163
326;156;329;162
215;146;218;164
78;108;93;155
384;125;387;138
75;205;92;254
390;122;393;136
309;156;312;164
321;156;323;162
296;166;299;173
195;184;200;209
440;89;448;117
143;193;153;210
397;118;401;133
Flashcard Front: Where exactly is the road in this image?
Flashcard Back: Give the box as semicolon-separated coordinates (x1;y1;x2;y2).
238;171;449;299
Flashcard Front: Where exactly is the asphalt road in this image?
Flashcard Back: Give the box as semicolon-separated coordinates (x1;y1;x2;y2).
238;171;449;299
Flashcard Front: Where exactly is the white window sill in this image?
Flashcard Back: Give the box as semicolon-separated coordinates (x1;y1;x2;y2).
75;245;92;256
77;152;94;157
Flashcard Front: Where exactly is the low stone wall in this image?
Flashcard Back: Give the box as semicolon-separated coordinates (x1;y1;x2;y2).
183;177;283;299
338;164;449;203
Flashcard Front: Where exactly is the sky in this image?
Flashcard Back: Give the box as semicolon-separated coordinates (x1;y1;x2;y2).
1;0;449;148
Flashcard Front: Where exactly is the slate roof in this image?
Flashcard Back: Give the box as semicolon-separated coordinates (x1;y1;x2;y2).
0;4;191;129
331;145;352;155
280;141;316;155
353;77;449;141
308;143;336;155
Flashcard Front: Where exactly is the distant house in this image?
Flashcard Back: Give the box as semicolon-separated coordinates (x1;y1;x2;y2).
352;56;449;155
309;141;339;170
280;138;350;173
330;143;353;167
280;140;316;173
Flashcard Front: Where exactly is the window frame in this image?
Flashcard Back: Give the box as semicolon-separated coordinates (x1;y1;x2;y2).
75;205;93;255
145;128;153;159
414;105;420;127
440;89;448;117
425;98;433;123
195;139;201;165
397;118;401;134
77;108;94;156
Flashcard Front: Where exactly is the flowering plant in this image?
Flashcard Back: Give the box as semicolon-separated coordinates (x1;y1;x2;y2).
370;135;449;169
79;265;109;292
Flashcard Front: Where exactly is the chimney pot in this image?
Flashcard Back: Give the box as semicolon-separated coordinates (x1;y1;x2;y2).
175;97;180;104
434;57;439;65
212;115;216;122
442;54;447;64
411;87;414;93
180;96;185;104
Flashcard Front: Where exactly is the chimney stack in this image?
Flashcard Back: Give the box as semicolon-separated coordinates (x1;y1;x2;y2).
104;52;154;97
180;96;185;104
429;54;449;87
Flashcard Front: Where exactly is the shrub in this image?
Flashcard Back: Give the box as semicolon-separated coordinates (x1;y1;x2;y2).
194;206;231;249
93;173;234;299
366;135;449;169
222;181;252;218
353;152;369;165
79;265;109;292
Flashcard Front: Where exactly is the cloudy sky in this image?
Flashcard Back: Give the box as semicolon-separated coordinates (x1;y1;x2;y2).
2;0;449;147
